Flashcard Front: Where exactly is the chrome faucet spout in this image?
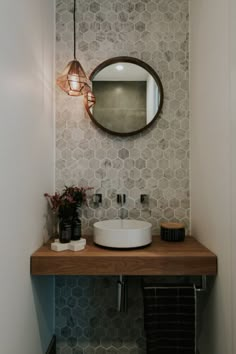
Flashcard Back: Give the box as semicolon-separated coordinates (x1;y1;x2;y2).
117;194;126;219
117;194;126;206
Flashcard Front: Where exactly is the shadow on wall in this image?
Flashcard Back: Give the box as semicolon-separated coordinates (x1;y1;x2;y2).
55;276;146;353
197;277;217;354
31;276;54;353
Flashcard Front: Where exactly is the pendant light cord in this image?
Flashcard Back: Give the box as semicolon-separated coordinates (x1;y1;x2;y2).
73;0;76;59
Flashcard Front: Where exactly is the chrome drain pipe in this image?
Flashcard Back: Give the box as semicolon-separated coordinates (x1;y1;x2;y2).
117;275;128;312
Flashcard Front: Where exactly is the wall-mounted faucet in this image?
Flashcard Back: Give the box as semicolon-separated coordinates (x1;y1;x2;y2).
117;194;127;220
140;194;149;205
93;193;102;207
117;194;126;206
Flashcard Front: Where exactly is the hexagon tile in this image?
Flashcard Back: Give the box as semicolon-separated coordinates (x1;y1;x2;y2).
55;276;146;354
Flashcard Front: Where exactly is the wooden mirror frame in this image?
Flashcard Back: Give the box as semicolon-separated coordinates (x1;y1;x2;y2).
84;56;164;136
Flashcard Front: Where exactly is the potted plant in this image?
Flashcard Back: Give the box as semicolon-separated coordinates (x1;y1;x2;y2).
60;186;93;241
44;192;61;239
44;185;93;244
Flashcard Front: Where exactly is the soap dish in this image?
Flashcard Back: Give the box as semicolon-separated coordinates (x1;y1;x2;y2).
51;238;86;252
69;239;86;251
160;222;185;242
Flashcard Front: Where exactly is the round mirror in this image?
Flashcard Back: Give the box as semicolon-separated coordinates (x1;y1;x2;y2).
85;57;164;136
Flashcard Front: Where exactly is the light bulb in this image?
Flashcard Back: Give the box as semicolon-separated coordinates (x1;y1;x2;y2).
115;64;124;71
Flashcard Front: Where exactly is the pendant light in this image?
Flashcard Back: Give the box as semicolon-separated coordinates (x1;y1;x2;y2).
84;84;96;109
56;0;89;96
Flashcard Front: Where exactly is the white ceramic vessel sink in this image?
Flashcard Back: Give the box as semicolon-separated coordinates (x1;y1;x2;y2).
93;219;152;249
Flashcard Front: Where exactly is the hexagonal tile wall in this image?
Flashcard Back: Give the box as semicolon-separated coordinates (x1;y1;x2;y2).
55;276;146;354
56;1;189;350
56;0;190;237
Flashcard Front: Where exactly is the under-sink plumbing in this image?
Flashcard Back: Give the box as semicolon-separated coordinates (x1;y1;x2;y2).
117;275;128;312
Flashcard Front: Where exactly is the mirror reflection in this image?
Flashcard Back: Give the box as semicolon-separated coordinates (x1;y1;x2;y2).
86;57;164;136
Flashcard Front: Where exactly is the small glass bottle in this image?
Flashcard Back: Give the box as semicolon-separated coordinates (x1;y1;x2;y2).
71;207;81;240
59;219;72;243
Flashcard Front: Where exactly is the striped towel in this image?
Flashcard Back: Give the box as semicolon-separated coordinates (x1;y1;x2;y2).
143;284;196;354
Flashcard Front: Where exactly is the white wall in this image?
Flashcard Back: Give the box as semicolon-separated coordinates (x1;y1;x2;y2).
190;0;235;353
230;0;236;351
0;0;55;353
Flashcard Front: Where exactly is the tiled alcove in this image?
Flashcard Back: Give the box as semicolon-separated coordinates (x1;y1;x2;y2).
56;0;190;236
56;0;189;352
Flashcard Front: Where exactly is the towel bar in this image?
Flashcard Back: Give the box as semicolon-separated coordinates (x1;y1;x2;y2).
143;275;207;292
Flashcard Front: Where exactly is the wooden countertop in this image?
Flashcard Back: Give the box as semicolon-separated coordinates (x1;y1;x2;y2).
31;236;217;276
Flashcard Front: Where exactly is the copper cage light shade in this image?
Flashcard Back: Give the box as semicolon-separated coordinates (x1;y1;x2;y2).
56;0;93;97
56;60;87;96
84;84;96;109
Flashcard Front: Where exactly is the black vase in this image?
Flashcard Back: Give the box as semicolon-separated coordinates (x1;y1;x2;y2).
71;208;81;241
59;218;72;243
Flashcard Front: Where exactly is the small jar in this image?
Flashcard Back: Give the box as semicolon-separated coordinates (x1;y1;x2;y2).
160;222;185;242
